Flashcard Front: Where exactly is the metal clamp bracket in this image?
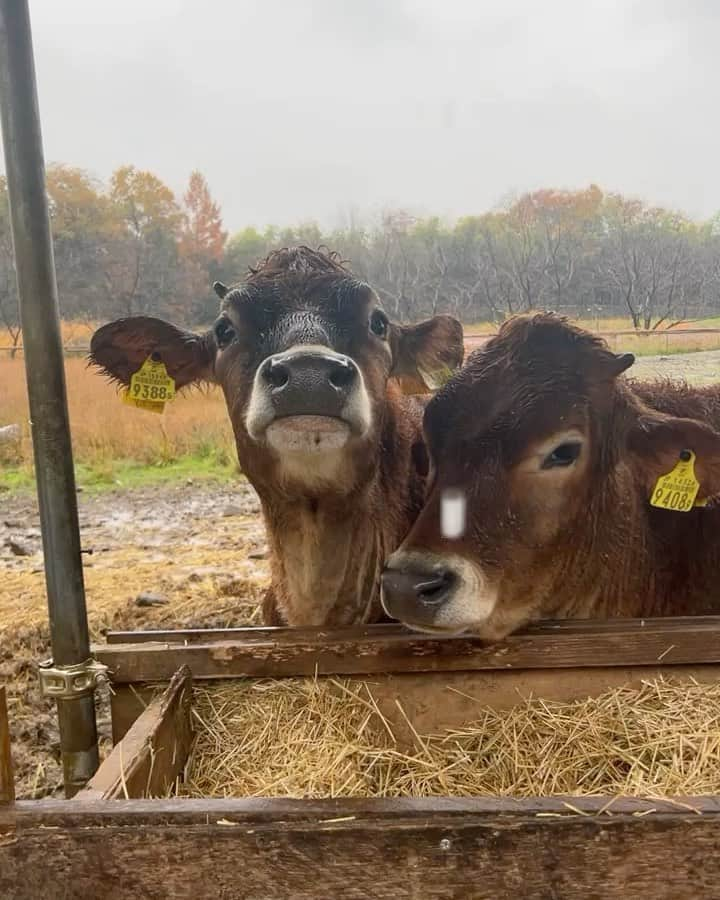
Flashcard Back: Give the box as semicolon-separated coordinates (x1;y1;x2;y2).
38;657;109;700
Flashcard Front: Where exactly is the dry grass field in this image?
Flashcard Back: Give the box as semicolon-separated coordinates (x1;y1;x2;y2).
0;354;234;479
0;318;223;474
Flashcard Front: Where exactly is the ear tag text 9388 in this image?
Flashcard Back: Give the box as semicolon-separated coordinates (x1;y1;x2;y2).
122;353;176;414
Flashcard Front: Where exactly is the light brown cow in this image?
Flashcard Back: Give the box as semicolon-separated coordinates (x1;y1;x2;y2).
381;312;720;639
90;247;463;626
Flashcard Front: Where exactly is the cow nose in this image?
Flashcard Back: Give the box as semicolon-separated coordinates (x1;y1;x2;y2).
380;566;456;620
259;351;359;419
264;359;291;390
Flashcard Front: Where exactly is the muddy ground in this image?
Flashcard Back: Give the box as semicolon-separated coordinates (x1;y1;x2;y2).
629;348;720;385
1;479;268;798
1;349;717;798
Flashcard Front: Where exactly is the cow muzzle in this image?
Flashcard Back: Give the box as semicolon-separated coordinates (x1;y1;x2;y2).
380;550;496;634
245;346;372;451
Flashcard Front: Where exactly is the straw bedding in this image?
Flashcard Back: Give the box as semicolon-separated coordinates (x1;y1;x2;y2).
173;675;720;799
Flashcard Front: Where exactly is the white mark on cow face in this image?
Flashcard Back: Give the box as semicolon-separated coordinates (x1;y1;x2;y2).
381;549;497;635
440;489;466;539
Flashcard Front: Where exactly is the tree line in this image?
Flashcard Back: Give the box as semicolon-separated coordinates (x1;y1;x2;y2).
0;165;226;353
2;171;720;354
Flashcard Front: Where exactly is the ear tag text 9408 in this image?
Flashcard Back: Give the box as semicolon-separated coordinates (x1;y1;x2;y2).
650;449;704;512
122;354;176;414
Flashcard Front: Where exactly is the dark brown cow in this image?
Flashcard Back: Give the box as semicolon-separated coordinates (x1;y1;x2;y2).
90;247;463;626
381;312;720;639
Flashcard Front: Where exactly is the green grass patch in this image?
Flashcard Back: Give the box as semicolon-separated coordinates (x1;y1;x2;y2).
0;451;239;495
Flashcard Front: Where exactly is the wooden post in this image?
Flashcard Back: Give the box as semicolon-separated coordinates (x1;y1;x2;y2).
76;666;193;801
0;686;15;804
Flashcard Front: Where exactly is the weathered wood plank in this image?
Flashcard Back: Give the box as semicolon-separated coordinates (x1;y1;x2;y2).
94;618;720;683
0;686;14;805
106;623;390;645
1;797;719;899
76;667;192;801
104;615;720;644
6;793;720;821
110;684;157;744
367;664;720;747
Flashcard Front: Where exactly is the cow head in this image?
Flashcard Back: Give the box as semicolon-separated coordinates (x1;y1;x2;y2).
381;312;720;638
90;247;464;496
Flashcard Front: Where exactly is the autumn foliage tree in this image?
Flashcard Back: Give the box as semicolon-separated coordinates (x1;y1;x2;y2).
180;171;227;263
104;165;184;318
178;171;227;321
46;164;112;322
0;164;228;335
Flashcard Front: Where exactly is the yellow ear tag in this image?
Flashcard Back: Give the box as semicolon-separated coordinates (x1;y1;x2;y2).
650;450;701;512
122;355;176;414
418;364;454;391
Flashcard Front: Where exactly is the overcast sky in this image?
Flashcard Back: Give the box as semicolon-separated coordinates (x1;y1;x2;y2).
14;0;720;231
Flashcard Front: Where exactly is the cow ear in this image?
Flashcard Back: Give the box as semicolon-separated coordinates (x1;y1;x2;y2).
390;315;464;394
628;413;720;500
608;352;635;377
89;316;217;389
584;349;636;382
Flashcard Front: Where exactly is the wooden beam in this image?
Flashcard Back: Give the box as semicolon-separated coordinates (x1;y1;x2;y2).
6;792;720;820
105;622;390;645
95;617;720;683
103;615;720;644
76;667;192;801
0;686;14;804
1;796;720;899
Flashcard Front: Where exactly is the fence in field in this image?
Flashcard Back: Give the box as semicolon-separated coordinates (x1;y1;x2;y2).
464;327;720;354
3;327;720;358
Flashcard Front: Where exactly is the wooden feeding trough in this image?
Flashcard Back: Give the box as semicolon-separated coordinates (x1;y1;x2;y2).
5;618;720;898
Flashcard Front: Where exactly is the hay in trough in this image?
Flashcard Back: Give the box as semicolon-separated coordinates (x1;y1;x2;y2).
174;675;720;799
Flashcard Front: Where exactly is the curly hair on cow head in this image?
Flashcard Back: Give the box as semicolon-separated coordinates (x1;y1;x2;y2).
246;245;351;282
492;312;635;380
217;245;368;313
493;312;615;360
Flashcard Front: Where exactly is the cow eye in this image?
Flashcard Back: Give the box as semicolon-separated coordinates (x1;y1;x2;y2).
369;310;389;339
542;442;582;469
214;316;236;349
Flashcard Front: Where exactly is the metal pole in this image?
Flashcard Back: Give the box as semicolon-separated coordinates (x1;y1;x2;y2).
0;0;99;796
